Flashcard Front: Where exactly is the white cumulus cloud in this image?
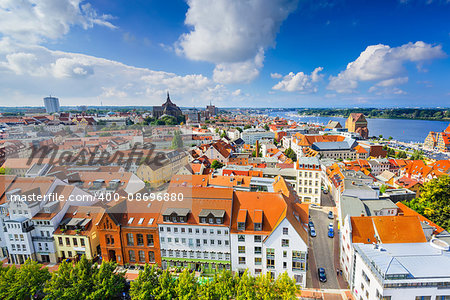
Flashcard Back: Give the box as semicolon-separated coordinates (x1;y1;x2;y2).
176;0;298;84
328;41;446;93
0;0;115;43
272;67;323;92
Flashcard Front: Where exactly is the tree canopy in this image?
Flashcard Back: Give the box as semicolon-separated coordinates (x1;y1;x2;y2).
211;160;224;169
404;176;450;232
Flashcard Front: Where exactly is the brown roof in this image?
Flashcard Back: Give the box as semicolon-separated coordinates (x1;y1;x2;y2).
54;205;105;235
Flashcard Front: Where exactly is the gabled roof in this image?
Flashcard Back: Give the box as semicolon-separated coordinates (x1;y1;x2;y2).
396;202;445;234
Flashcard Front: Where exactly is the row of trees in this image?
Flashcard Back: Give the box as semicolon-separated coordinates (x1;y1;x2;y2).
0;256;125;300
0;258;300;300
382;146;408;159
130;265;299;300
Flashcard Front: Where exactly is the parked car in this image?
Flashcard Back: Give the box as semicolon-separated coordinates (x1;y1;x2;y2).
310;204;320;209
323;189;328;194
318;268;327;282
328;227;334;238
308;221;314;228
328;211;334;219
328;223;333;230
310;227;317;237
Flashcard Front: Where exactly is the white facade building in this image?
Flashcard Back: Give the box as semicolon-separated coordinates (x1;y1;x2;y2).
240;128;275;145
296;157;322;204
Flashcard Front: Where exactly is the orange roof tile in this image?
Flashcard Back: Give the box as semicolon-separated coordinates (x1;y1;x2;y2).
351;215;427;244
396;202;445;234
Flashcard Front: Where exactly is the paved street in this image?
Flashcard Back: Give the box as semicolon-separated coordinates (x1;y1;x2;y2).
307;207;340;289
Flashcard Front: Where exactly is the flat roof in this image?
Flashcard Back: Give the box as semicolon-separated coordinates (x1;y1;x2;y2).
354;242;450;280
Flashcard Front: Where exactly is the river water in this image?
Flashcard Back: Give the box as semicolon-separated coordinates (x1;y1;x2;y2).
270;112;450;143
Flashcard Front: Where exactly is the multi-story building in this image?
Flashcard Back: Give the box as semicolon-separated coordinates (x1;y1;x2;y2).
1;176;94;264
54;205;104;262
352;240;450;300
345;113;369;139
424;123;450;152
96;199;163;267
158;187;234;273
295;157;322;204
230;176;309;287
240;128;275;145
136;150;189;189
43;96;60;113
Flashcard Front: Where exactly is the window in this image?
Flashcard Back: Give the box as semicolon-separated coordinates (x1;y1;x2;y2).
161;237;165;243
266;248;275;257
203;229;207;234
254;247;262;254
188;228;192;233
283;227;288;235
209;217;214;224
283;262;287;269
167;238;172;243
254;235;262;243
362;270;370;284
182;238;186;244
167;227;171;232
225;240;229;246
217;230;221;235
238;257;246;264
73;238;78;246
238;235;245;242
196;239;201;247
139;250;145;262
66;237;70;246
237;222;245;230
138;218;144;225
68;251;72;258
129;250;136;262
147;234;154;246
255;257;262;265
160;227;164;232
137;234;144;246
148;251;155;262
254;223;262;231
281;239;289;247
80;239;85;246
200;217;206;223
216;218;222;224
218;240;222;245
210;239;214;245
203;239;207;245
127;233;134;246
175;238;179;243
415;297;431;300
195;229;200;234
58;237;63;246
267;258;275;268
283;251;287;258
210;229;214;235
174;228;178;233
238;246;245;253
181;228;185;233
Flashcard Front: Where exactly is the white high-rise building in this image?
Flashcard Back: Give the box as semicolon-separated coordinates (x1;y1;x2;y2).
43;96;60;113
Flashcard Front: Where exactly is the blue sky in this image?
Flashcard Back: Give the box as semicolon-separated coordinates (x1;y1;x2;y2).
0;0;449;108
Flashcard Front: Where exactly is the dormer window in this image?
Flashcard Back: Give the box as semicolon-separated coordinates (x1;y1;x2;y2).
172;216;177;222
200;217;206;223
216;218;222;224
238;222;245;230
254;223;262;231
209;217;214;224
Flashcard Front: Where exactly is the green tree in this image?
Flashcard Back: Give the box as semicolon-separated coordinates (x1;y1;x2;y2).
284;148;297;162
0;167;5;175
45;256;125;300
264;124;270;131
275;272;298;300
172;131;184;149
154;270;176;300
197;279;216;300
404;176;450;231
255;273;276;300
130;264;161;300
212;269;237;300
235;127;243;133
211;160;224;169
380;184;387;194
235;270;256;300
243;125;251;130
0;259;50;300
220;132;228;139
175;269;198;300
410;150;424;161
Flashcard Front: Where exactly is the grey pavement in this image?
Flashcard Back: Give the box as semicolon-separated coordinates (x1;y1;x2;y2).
308;207;340;289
